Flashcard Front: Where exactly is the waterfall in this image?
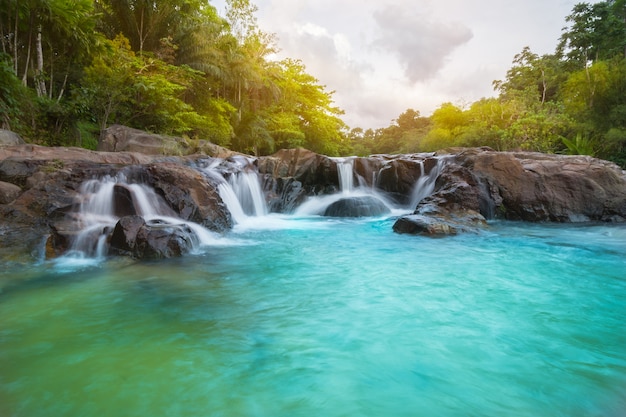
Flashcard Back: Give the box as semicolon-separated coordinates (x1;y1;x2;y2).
202;163;269;225
295;157;395;217
336;158;355;194
66;175;218;259
229;172;268;217
409;157;447;209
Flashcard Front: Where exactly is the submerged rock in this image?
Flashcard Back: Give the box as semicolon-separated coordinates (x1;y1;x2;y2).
323;196;391;217
393;211;486;236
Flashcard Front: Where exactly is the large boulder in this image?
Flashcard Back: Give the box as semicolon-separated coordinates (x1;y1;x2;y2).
109;216;197;259
144;162;232;232
456;149;626;222
0;129;25;146
323;196;391;217
98;124;189;155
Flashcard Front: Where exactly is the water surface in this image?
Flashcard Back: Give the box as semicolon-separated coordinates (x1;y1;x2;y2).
1;218;625;416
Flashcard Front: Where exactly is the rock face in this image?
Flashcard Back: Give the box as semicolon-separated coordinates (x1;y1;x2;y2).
0;145;232;260
392;148;626;235
457;149;626;222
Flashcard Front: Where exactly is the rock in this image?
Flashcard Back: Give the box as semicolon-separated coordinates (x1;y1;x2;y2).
112;184;138;217
257;148;339;212
109;216;197;259
370;155;440;205
323;196;391;217
0;144;157;165
456;149;626;222
393;210;486;236
145;163;232;232
98;124;189;155
0;129;25;146
0;181;21;203
109;215;147;256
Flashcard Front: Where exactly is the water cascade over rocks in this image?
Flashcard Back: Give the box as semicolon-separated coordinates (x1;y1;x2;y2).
4;133;625;261
59;174;227;260
294;157;395;217
200;156;269;225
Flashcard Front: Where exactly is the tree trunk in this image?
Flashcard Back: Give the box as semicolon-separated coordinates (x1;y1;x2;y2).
35;25;47;97
22;12;34;86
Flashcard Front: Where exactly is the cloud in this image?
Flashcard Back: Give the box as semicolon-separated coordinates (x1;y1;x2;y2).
372;3;473;83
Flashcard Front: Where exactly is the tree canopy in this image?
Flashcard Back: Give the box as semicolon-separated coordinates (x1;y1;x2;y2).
1;0;625;165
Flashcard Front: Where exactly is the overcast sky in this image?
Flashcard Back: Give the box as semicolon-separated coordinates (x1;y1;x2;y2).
212;0;591;130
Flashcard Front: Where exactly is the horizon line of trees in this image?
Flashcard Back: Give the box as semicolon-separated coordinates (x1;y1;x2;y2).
350;0;626;167
1;0;625;166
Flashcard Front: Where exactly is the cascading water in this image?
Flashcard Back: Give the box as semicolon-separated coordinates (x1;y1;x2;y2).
336;157;355;194
409;157;447;209
66;175;222;259
229;172;268;217
295;157;396;217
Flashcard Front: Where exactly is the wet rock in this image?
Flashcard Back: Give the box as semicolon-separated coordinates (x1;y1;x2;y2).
145;163;232;232
109;215;146;255
393;210;486;236
323;196;391;217
109;215;197;259
112;184;138;217
257;148;339;199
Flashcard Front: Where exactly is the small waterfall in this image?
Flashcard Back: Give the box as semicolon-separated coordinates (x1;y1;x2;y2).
409;157;447;209
295;157;394;217
336;158;355;194
66;175;217;259
201;160;269;225
229;172;268;217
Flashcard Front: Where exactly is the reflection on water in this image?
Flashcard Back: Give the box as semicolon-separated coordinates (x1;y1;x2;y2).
1;220;625;417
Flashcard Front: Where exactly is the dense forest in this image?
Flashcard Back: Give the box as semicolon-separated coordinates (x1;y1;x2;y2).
1;0;625;166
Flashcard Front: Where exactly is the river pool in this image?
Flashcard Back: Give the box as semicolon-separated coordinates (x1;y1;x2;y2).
1;217;625;416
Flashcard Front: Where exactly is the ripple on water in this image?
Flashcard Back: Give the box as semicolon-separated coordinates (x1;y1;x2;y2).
0;220;625;417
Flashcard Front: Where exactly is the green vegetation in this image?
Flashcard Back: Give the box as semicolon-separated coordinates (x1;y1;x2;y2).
349;0;626;166
0;0;625;165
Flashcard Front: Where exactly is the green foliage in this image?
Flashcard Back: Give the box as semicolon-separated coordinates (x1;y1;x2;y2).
2;0;626;167
562;133;597;156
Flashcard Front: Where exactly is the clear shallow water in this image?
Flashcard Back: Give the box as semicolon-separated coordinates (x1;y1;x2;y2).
1;218;625;417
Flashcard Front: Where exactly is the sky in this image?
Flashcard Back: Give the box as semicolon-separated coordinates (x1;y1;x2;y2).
212;0;588;130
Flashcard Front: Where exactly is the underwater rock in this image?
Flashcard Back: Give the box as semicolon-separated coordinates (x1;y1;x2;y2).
393;210;486;236
323;196;391;218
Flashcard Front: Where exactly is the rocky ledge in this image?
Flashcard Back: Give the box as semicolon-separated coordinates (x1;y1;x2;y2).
393;147;626;236
1;126;625;259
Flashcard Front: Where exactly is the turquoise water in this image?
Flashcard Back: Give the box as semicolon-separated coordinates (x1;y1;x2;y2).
1;218;625;417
